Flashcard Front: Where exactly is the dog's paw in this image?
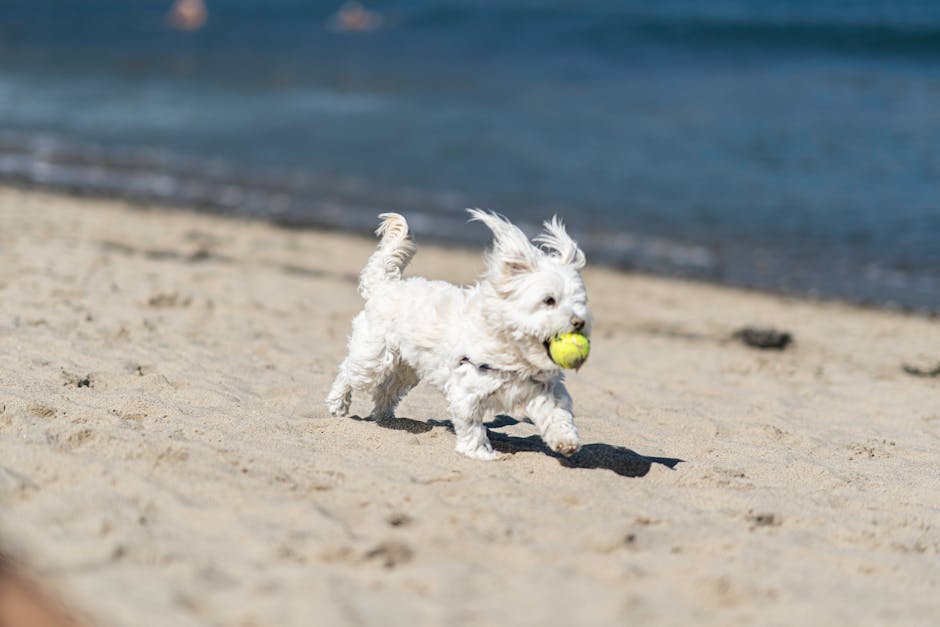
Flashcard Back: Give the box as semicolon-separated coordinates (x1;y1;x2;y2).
461;448;507;461
326;394;351;417
550;438;581;457
544;425;581;457
327;403;349;418
455;442;506;461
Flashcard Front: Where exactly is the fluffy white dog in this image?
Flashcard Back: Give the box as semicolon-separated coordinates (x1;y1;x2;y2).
326;210;593;460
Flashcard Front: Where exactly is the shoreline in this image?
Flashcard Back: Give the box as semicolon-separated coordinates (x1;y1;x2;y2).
1;185;938;626
1;177;937;319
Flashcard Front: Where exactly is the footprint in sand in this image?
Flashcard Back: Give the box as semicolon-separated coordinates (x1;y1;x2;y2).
364;541;414;569
27;403;56;420
0;466;37;498
56;428;95;452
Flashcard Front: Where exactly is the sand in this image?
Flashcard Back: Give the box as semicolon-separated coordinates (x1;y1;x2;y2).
0;185;938;626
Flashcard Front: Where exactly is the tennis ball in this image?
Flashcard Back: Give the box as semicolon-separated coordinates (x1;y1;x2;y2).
549;333;590;370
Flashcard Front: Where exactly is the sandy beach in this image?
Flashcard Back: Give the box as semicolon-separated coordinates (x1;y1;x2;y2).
0;185;938;626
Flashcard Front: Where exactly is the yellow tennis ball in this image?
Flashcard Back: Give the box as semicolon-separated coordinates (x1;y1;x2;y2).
549;333;590;370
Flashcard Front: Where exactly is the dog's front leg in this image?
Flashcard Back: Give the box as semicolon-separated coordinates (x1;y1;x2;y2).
526;383;581;456
452;406;502;461
446;369;503;461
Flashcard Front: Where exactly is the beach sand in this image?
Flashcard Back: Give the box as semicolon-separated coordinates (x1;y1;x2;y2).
0;185;938;626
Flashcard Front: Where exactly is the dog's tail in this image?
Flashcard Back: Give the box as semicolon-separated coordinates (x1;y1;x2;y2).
358;213;416;299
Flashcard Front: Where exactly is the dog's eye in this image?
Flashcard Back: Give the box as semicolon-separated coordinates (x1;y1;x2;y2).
543;296;556;307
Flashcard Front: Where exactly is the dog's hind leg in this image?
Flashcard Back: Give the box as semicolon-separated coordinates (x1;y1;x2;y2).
326;312;386;417
326;367;353;417
370;364;418;421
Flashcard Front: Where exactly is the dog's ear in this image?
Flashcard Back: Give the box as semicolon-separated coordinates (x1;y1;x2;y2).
468;209;541;289
534;215;585;269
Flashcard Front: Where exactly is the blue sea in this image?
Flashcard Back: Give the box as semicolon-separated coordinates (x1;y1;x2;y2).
1;1;938;311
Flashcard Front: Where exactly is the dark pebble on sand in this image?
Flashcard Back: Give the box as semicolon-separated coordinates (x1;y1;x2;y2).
732;327;793;350
902;362;940;378
386;513;412;528
747;512;782;527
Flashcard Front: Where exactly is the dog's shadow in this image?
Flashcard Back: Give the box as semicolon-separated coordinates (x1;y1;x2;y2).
350;414;683;478
349;414;435;434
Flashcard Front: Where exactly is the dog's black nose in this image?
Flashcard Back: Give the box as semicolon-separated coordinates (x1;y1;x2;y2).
571;315;585;331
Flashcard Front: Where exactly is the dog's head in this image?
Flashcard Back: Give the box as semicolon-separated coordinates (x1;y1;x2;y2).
469;209;593;371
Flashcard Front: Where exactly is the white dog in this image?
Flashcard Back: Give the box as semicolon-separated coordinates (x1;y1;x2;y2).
326;210;593;460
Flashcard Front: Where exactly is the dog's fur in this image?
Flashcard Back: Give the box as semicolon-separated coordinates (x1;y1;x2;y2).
326;210;593;460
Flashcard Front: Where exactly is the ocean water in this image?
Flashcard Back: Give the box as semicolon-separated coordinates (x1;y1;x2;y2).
1;0;939;310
